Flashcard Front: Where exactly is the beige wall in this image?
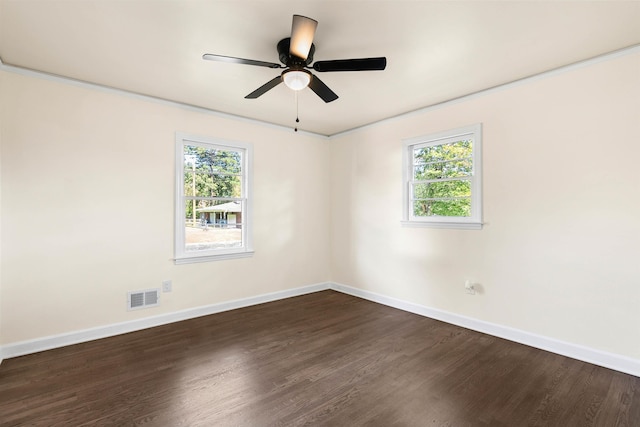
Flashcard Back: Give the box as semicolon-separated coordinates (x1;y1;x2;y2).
330;52;640;359
0;70;4;345
0;71;331;344
2;51;639;363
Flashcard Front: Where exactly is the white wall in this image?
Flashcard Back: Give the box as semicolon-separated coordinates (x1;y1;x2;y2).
330;52;640;360
1;50;639;368
0;70;4;348
0;71;331;345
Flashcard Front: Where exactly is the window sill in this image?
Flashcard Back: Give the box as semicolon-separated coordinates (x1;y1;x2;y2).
401;220;483;230
174;250;255;265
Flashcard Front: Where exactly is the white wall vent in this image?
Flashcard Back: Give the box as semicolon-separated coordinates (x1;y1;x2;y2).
127;288;160;311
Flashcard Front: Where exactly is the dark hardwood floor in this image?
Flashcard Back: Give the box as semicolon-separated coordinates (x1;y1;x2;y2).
1;290;638;426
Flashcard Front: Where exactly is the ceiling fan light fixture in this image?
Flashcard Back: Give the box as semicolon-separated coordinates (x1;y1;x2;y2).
282;69;311;91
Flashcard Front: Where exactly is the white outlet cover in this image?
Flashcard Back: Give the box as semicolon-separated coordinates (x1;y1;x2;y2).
162;280;172;292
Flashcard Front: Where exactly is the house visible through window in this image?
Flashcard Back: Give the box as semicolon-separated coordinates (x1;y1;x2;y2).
402;124;482;229
175;133;253;263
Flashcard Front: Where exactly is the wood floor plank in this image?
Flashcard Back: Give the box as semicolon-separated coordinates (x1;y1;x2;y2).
0;290;638;426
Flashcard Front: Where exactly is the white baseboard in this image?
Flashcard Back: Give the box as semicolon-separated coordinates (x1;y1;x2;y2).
0;282;331;361
329;282;640;378
2;281;638;378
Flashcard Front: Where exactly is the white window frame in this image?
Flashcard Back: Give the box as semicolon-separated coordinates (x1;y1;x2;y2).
174;132;253;264
402;123;483;229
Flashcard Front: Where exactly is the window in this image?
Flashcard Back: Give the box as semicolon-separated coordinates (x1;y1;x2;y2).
175;133;253;264
402;124;482;229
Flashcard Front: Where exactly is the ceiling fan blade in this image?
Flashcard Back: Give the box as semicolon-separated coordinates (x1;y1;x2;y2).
245;76;283;99
290;15;317;60
313;57;387;72
203;54;282;69
308;74;338;103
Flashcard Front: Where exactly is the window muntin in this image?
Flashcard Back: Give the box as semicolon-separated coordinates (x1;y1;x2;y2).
175;133;253;263
402;124;482;229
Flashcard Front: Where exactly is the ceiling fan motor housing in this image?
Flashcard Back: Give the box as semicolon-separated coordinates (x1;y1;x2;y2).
277;38;315;67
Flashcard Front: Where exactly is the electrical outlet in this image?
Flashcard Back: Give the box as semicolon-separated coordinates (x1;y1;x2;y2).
162;280;172;293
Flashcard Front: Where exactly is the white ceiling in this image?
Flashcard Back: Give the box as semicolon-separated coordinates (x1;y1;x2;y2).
1;1;639;136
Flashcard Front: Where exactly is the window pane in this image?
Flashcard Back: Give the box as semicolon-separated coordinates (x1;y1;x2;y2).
414;158;472;180
413;180;471;199
211;174;242;198
184;199;199;227
184;171;242;198
184;200;243;252
184;171;197;197
184;145;242;175
413;198;471;217
414;139;472;164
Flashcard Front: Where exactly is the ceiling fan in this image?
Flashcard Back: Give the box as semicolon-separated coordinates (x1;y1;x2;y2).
202;15;387;103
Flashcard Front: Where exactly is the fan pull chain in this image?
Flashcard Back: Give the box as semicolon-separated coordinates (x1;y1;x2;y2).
294;91;300;132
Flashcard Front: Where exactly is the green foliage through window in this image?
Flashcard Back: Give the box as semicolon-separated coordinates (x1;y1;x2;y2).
412;139;473;217
183;145;242;220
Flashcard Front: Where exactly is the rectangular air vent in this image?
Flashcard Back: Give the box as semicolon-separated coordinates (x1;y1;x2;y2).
127;288;160;311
